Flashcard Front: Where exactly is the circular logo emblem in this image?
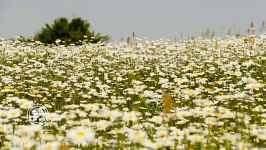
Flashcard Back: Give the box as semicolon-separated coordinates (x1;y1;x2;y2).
27;105;48;125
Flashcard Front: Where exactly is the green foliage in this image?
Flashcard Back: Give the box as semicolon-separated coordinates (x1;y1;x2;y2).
35;17;110;45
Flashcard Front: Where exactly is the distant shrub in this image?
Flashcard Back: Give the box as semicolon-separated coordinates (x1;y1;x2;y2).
34;17;110;45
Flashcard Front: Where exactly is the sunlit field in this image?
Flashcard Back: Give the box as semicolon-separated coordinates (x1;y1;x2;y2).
0;35;265;149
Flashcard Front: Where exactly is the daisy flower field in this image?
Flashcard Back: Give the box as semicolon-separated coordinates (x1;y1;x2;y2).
0;35;265;149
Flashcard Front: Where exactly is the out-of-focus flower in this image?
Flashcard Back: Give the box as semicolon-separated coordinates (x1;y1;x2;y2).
82;103;99;112
67;126;95;145
96;120;111;131
128;129;147;143
123;111;138;122
245;83;264;90
183;88;198;97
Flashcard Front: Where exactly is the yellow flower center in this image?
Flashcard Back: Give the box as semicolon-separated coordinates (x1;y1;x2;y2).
14;90;20;95
11;112;16;116
4;85;11;89
133;131;141;137
139;93;145;99
159;132;167;138
128;115;134;119
205;88;211;92
76;131;86;137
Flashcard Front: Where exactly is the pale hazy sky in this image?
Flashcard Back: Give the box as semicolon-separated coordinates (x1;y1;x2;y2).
0;0;266;40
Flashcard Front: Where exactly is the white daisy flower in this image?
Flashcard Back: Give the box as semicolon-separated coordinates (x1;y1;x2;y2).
96;120;111;131
83;103;99;112
7;108;21;119
245;83;264;90
122;111;138;122
128;129;147;143
67;126;95;145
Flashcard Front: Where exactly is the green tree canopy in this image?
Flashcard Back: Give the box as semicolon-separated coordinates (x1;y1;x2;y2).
34;17;110;45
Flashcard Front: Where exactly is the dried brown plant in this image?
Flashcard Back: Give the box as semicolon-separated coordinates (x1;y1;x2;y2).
259;21;265;33
162;90;177;124
162;90;176;113
127;36;131;45
250;21;254;29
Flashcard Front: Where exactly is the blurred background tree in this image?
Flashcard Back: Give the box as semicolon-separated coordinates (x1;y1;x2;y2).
34;17;110;45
